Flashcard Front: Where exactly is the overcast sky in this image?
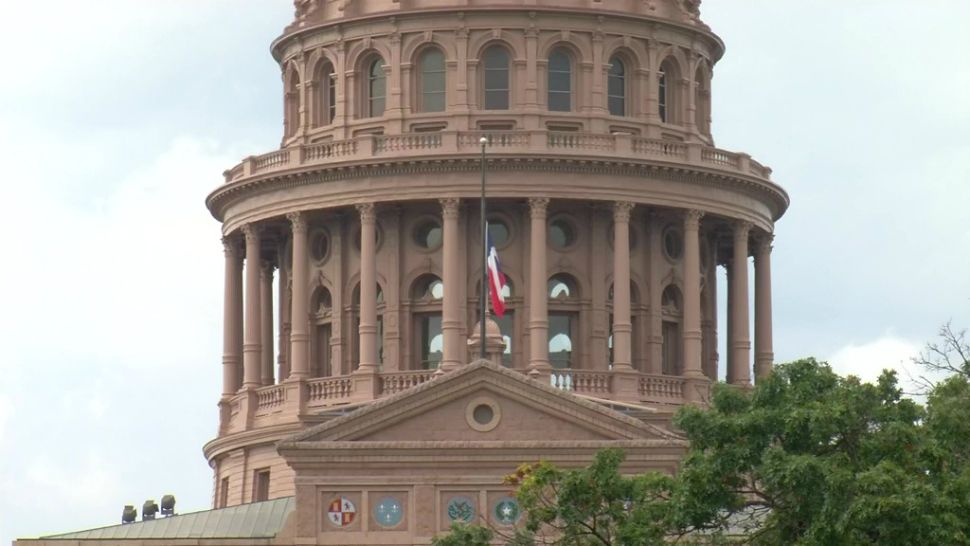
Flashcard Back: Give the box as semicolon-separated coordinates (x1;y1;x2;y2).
1;1;968;543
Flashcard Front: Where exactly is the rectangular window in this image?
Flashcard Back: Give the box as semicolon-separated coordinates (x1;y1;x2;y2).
548;313;576;369
658;71;668;123
315;324;331;377
219;477;230;508
253;469;270;503
662;321;680;375
327;74;336;123
418;314;443;369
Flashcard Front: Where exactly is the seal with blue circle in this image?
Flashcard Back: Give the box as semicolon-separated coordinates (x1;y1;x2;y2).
493;496;521;525
373;496;404;528
446;496;475;523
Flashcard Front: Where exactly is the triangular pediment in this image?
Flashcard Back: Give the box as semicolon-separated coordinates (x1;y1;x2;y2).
286;361;682;445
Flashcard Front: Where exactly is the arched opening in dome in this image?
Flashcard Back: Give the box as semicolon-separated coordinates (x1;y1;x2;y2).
417;47;446;113
410;274;444;369
363;55;386;118
547;47;573;112
658;57;682;124
607;55;627;116
548;274;580;369
481;45;511;110
661;285;683;375
284;65;301;138
313;59;336;126
311;285;334;378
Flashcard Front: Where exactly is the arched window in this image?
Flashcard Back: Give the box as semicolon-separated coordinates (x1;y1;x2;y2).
482;46;510;110
365;57;386;118
418;48;446;112
694;64;711;135
607;56;626;116
661;285;683;375
315;61;336;126
548;274;580;369
284;67;300;138
658;58;680;124
411;275;444;369
311;286;334;378
547;48;572;112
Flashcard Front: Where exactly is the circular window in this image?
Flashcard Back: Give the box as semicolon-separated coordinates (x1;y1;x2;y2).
427;279;444;300
663;227;683;261
373;497;404;528
311;231;330;263
414;220;443;250
548;218;576;249
487;219;510;247
465;397;501;432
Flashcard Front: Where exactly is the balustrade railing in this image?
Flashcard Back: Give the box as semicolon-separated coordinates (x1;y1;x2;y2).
254;384;286;412
380;370;436;395
638;375;686;400
224;130;771;184
307;376;353;403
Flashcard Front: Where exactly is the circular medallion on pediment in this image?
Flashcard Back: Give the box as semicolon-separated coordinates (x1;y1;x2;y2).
373;496;404;528
493;496;521;526
326;496;356;527
446;496;476;523
465;396;501;432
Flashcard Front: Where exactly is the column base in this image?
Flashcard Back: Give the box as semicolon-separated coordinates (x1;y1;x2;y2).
350;367;380;402
683;376;712;405
609;368;641;403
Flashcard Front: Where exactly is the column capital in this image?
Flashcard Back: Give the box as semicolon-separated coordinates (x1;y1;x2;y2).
684;209;705;230
439;198;461;219
241;223;261;242
733;220;753;239
527;197;550;219
613;201;635;223
286;211;308;233
754;232;774;258
260;259;276;277
222;236;242;258
356;202;377;224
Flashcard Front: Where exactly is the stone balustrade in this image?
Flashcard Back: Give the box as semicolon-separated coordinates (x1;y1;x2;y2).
224;130;772;184
226;367;703;432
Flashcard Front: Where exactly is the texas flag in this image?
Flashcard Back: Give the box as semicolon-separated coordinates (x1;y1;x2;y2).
486;226;507;317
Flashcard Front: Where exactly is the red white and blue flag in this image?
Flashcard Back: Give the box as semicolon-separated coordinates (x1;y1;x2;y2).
486;226;507;317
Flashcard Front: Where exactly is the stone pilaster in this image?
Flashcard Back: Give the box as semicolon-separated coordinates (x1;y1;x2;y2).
754;233;774;381
729;221;752;386
440;198;463;372
221;236;243;397
259;260;275;386
287;212;310;379
526;197;551;378
241;224;262;390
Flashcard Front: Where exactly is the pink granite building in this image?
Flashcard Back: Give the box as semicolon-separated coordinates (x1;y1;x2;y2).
16;1;786;544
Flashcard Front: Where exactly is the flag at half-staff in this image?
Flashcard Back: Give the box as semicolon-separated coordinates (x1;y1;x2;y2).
486;226;507;317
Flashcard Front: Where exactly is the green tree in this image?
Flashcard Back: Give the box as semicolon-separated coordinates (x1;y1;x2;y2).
434;358;970;545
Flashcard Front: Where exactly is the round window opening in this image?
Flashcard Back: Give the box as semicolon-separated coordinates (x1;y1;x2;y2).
465;397;501;431
549;218;576;249
414;220;443;250
472;404;494;425
312;232;330;262
487;219;510;247
663;228;683;260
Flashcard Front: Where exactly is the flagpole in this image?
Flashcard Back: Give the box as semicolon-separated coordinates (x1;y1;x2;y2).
479;136;488;359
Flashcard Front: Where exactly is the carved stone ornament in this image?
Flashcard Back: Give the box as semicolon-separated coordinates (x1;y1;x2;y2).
356;202;376;223
684;209;705;230
241;223;261;242
287;211;308;233
527;197;549;218
755;233;774;257
733;220;753;240
222;236;241;258
439;198;461;219
613;201;635;223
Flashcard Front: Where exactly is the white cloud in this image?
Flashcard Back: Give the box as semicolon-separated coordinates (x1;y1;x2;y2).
827;336;921;386
0;395;12;443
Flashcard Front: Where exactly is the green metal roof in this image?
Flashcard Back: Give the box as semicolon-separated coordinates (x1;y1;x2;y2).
41;497;294;540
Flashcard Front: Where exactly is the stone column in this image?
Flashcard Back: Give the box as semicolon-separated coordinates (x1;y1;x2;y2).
611;202;634;369
221;237;243;397
277;239;290;381
527;197;551;376
357;203;379;371
241;224;262;390
260;260;275;386
287;212;310;379
729;221;752;386
682;210;705;378
645;213;663;374
754;233;774;381
440;198;462;371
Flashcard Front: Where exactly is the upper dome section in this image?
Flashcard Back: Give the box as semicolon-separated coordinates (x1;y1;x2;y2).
281;0;712;49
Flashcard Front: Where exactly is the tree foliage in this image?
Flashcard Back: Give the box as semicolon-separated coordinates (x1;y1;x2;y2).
432;358;970;545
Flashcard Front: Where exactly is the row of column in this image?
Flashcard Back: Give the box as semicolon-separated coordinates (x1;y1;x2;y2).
220;200;774;398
